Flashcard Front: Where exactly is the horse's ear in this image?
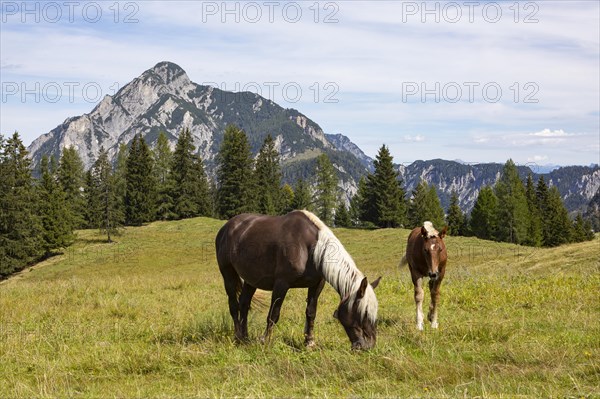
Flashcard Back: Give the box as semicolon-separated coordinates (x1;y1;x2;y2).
439;226;447;238
357;277;369;299
371;276;382;290
421;226;428;238
333;309;339;319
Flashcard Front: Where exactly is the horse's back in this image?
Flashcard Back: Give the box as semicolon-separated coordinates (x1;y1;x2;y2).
216;211;320;290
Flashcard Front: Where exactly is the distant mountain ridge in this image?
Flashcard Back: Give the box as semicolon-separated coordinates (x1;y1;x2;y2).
26;61;600;214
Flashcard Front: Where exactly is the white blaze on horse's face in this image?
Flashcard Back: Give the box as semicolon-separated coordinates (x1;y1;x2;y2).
423;237;442;280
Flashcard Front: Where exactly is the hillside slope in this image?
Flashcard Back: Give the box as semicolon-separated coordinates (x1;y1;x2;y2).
1;218;598;398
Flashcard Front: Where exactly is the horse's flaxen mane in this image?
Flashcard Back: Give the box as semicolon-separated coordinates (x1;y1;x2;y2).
299;210;378;324
423;221;439;238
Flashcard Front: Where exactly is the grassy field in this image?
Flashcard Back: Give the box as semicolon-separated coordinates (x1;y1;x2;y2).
1;217;598;398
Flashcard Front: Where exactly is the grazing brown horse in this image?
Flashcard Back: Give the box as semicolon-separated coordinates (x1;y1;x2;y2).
215;210;381;350
400;221;447;330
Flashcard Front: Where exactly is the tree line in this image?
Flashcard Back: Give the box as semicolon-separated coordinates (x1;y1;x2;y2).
1;128;594;277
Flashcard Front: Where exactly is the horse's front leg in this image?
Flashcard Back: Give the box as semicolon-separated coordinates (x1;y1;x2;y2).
412;275;425;331
262;280;289;343
304;279;325;348
427;276;443;329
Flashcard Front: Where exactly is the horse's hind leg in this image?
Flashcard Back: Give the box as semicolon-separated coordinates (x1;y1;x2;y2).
304;279;325;348
238;282;256;341
219;263;243;342
427;277;443;329
262;279;289;343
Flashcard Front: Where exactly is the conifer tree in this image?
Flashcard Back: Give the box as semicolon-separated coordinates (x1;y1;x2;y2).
125;135;157;225
350;176;369;226
469;185;498;240
255;135;282;215
494;159;530;244
281;184;295;214
572;213;589;243
314;153;337;225
38;156;74;255
366;145;406;228
408;180;444;228
84;169;98;228
58;146;86;229
536;176;551;245
425;185;446;228
113;143;128;223
216;125;256;219
154;132;176;220
291;178;312;211
334;200;352;228
170;129;212;219
190;153;212;217
0;133;43;276
542;186;572;247
89;147;124;242
445;190;464;236
524;173;543;247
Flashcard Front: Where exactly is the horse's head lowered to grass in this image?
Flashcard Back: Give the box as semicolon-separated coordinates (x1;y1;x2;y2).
333;276;381;350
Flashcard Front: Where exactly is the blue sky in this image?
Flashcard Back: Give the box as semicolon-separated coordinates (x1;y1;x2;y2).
1;1;598;167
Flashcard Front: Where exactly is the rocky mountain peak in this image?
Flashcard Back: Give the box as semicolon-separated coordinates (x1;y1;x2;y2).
144;61;190;86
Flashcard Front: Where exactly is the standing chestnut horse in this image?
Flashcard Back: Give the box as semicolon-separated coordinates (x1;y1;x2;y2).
215;210;380;350
400;221;447;330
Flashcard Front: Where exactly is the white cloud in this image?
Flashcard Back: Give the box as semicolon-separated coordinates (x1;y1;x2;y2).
527;155;549;162
0;1;598;165
401;134;426;143
531;129;569;137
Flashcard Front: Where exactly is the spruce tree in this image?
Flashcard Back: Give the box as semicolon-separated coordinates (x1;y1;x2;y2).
281;184;295;214
84;169;99;229
407;180;444;228
169;129;211;219
543;186;572;247
572;213;588;243
58;146;86;229
255;135;282;215
494;159;530;244
334;200;352;228
350;176;369;226
291;178;312;211
113;143;128;224
446;190;464;236
425;185;446;228
38;156;74;255
536;176;551;245
367;145;406;228
89;147;124;242
314;153;337;225
469;185;498;240
190;153;212;217
125;135;157;225
0;133;43;276
216;125;256;219
524;173;543;246
154;132;176;220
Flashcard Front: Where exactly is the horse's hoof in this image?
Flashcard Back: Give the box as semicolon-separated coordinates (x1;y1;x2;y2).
417;322;424;331
431;321;439;329
305;340;316;349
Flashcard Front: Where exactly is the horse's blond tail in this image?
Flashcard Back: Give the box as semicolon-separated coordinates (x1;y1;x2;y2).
399;255;408;268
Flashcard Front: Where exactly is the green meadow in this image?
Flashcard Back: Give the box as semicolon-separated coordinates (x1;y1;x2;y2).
1;217;598;398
